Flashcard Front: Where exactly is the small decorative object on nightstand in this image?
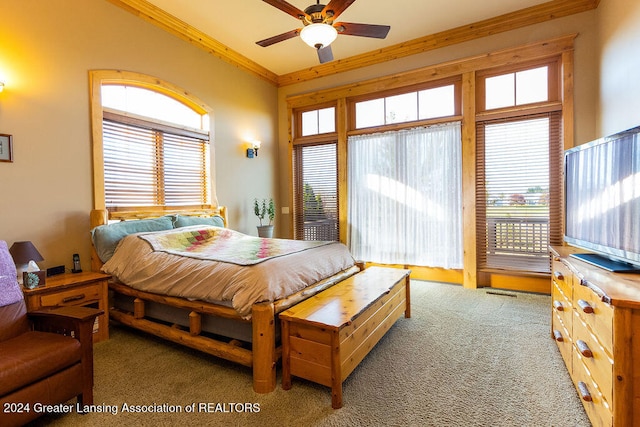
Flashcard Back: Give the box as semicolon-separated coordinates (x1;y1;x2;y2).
9;241;44;285
22;271;111;342
23;270;46;289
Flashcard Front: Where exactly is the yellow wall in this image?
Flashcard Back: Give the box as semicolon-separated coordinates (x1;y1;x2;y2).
0;0;279;272
597;0;640;136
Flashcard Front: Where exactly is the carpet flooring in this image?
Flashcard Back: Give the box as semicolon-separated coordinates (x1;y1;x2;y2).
33;281;591;426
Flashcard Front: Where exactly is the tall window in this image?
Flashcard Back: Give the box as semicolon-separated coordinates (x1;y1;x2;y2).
476;61;563;274
346;79;462;267
293;106;339;241
301;107;335;136
352;79;461;129
348;123;463;268
90;71;212;211
293;143;338;241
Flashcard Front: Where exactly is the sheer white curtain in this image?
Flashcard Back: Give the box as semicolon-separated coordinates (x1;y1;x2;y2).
348;122;462;268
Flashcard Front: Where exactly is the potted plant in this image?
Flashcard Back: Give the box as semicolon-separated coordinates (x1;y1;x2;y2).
254;198;275;238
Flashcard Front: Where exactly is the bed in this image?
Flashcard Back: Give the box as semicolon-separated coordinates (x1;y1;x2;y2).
89;207;360;393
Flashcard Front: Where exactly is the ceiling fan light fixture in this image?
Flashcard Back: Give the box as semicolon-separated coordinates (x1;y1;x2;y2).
300;23;337;49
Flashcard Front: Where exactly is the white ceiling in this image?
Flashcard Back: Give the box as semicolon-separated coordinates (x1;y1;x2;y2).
144;0;550;76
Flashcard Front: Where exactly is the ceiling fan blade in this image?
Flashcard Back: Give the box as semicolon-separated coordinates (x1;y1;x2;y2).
317;45;334;63
262;0;307;20
256;29;301;47
334;22;390;39
322;0;356;20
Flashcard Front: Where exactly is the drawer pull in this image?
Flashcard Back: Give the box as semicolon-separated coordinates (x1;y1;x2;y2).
552;329;563;342
576;340;593;358
577;299;594;314
62;293;85;303
553;271;565;281
577;381;592;402
553;300;564;311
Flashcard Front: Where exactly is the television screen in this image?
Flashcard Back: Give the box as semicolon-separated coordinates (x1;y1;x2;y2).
564;125;640;270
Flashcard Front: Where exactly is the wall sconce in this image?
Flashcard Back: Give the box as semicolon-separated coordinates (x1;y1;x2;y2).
9;241;44;285
0;81;4;93
247;140;261;158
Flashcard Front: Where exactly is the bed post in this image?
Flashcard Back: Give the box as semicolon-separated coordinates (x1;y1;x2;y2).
90;209;109;272
252;301;277;393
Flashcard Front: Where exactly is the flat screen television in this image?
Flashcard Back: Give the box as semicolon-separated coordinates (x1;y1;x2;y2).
564;125;640;272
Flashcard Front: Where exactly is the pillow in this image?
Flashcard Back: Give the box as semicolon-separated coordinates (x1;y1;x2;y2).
91;216;174;263
173;214;225;229
0;240;23;307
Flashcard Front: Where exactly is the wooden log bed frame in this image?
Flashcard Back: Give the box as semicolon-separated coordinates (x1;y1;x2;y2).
89;207;361;393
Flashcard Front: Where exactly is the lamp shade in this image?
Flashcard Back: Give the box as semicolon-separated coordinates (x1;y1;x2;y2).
9;241;44;264
300;23;338;49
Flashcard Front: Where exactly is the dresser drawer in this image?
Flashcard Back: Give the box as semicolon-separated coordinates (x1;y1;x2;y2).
552;280;573;329
572;282;614;355
552;312;572;370
572;350;613;427
39;284;101;308
552;258;573;300
573;314;613;405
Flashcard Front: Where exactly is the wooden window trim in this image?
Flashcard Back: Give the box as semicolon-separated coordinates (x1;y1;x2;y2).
475;101;562;122
293;133;339;146
475;57;561;114
347;76;462;131
293;102;337;140
347;76;462;105
90;70;213;211
292;141;339;241
286;36;575;288
286;35;575;111
103;109;209;140
475;111;563;274
347;115;463;137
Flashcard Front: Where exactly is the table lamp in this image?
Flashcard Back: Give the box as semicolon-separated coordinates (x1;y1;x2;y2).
9;241;44;285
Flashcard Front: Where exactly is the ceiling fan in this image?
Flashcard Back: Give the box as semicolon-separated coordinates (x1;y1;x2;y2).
256;0;391;64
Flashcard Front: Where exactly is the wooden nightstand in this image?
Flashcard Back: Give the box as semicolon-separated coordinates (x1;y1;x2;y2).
22;271;110;342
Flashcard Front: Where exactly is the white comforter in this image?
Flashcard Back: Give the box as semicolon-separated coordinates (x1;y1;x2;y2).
101;227;356;318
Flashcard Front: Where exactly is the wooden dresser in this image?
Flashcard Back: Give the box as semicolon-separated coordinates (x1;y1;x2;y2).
550;245;640;426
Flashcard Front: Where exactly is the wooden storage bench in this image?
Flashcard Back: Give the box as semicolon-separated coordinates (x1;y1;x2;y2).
280;266;411;408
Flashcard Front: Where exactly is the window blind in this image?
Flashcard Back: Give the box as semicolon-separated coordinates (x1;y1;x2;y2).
102;112;209;208
476;112;562;273
293;142;339;241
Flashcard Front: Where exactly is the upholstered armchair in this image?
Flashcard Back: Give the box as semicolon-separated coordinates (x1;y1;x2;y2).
0;240;102;427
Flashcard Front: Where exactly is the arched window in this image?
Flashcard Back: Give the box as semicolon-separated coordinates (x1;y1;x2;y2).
90;71;213;212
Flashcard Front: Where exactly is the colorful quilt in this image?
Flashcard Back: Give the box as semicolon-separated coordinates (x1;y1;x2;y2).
139;226;331;265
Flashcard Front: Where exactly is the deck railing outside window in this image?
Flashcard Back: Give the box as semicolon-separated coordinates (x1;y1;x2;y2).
486;216;550;273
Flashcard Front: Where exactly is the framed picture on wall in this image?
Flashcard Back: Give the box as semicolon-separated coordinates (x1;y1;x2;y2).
0;134;13;162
